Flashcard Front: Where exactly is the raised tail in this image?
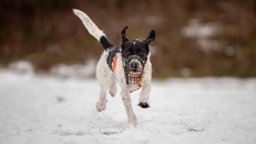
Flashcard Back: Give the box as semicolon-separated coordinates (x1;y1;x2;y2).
73;9;113;49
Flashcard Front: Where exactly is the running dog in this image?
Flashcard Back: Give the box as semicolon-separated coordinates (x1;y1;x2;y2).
73;9;156;126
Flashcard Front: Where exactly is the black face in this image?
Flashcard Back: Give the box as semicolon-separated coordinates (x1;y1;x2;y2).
121;26;156;61
122;40;149;60
121;26;156;73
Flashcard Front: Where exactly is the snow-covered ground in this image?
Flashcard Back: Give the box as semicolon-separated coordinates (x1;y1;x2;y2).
0;63;256;144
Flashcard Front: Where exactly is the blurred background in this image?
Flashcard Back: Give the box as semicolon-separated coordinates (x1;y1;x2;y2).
0;0;256;78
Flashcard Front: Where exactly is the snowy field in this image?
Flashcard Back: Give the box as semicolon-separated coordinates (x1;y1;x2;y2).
0;63;256;144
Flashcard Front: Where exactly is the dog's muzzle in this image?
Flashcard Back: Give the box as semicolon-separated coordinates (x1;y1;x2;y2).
123;55;146;85
128;59;142;72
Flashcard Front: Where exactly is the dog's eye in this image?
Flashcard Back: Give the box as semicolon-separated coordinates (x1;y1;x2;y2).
136;49;141;53
123;51;130;57
136;49;144;56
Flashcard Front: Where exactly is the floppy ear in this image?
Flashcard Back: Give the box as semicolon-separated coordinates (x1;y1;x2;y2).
121;26;129;43
144;30;156;44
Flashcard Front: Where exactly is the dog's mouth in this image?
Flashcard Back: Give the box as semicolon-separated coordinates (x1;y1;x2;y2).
123;55;146;85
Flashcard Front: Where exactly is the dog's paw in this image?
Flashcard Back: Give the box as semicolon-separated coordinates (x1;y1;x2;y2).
96;100;106;112
138;102;150;108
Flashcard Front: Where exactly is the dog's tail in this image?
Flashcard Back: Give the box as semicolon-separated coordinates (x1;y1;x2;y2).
73;9;113;49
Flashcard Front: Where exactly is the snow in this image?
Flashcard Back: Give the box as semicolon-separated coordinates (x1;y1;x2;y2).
182;19;221;38
181;19;236;54
49;59;96;79
1;64;256;144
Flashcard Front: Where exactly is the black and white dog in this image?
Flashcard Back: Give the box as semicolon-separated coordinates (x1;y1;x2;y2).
73;9;156;126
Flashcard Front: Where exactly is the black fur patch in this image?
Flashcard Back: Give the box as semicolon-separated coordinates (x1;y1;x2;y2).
106;46;121;70
121;40;149;62
138;102;150;108
100;36;113;49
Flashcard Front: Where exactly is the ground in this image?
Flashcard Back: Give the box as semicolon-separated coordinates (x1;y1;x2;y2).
0;68;256;144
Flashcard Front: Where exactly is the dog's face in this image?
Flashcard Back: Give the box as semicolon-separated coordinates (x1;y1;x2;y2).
121;26;156;73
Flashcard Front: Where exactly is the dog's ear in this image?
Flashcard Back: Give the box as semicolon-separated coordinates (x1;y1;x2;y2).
121;26;129;43
144;30;156;44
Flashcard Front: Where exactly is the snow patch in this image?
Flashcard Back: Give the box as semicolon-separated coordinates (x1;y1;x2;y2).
50;59;96;79
182;19;236;56
7;61;34;74
182;19;221;38
1;65;256;144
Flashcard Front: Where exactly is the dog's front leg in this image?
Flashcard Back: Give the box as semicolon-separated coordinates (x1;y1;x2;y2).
121;88;137;126
138;83;151;108
138;64;152;108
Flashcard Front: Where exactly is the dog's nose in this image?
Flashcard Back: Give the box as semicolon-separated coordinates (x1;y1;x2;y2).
129;61;139;72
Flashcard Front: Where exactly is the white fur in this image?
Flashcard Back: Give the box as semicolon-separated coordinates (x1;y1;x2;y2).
73;9;152;127
95;52;152;126
73;9;106;41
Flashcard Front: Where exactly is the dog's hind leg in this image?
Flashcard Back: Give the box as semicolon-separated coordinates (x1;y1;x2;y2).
96;83;108;112
95;55;112;112
121;87;137;126
96;72;112;112
109;75;117;97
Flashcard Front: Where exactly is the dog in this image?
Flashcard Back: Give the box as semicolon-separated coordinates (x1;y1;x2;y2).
73;9;156;126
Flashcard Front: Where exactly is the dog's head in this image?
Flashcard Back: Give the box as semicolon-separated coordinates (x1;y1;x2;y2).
121;26;156;73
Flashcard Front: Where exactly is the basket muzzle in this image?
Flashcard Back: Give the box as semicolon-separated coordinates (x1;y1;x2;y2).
123;55;146;85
